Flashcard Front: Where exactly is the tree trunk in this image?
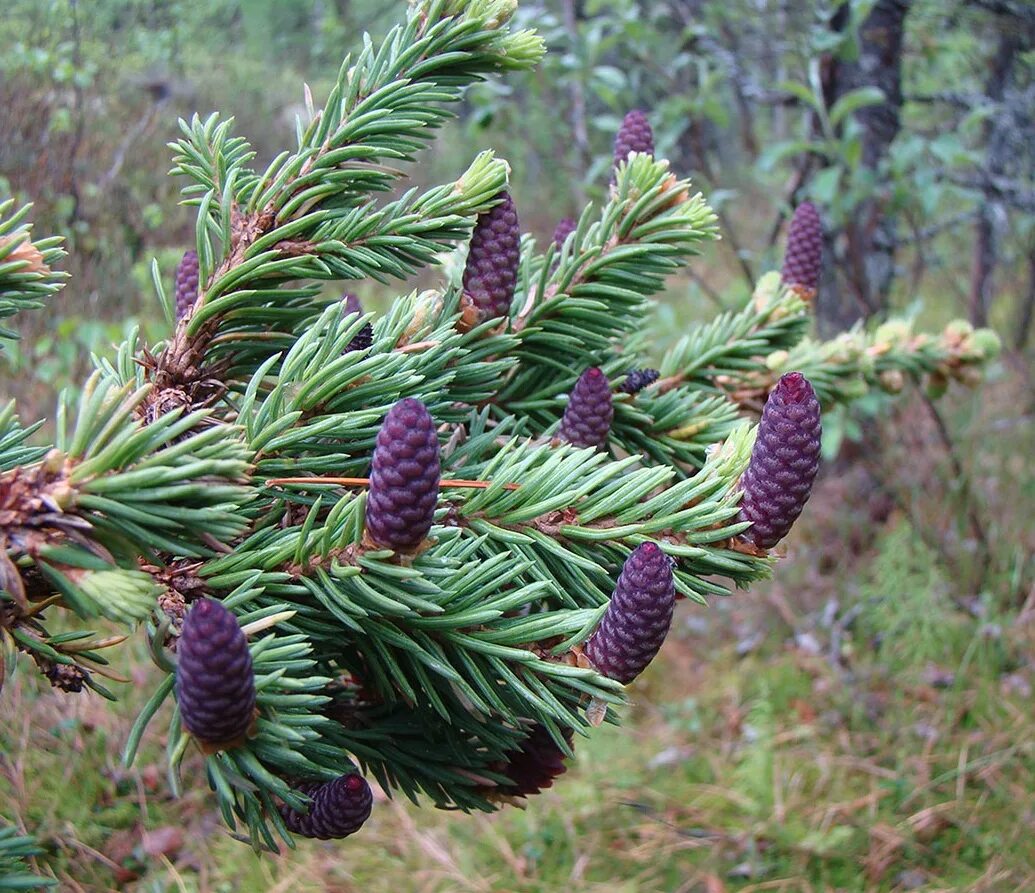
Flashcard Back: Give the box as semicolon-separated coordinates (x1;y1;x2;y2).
1015;251;1035;350
816;0;912;336
969;31;1020;326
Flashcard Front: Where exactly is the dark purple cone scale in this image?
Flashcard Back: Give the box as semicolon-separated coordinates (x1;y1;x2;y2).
620;368;659;394
737;372;822;549
583;542;675;684
613;109;655;170
462;191;521;321
341;293;373;353
279;774;372;839
364;398;441;551
552;217;576;248
780;202;823;295
176;599;256;746
174;249;199;321
501;725;573;797
557;367;613;449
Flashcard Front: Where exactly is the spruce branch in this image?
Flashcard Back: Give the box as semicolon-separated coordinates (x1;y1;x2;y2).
0;200;67;349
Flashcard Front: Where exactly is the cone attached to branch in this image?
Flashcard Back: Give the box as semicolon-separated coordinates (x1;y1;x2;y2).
364;398;441;551
557;367;613;449
620;368;659;395
613;109;655;171
780;202;823;301
341;293;373;353
461;191;520;323
583;542;675;684
279;773;373;839
552;217;576;248
174;249;199;321
175;598;256;749
499;724;573;797
737;372;822;550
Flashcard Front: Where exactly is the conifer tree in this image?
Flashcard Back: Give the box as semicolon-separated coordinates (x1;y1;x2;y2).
0;0;999;854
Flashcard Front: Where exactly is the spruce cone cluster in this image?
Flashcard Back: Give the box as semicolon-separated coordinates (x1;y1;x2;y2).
175;599;256;748
462;191;521;322
583;542;675;684
499;724;572;797
737;372;822;550
364;398;441;551
780;202;823;299
279;773;373;839
174;249;199;321
342;293;373;353
613;109;654;171
620;368;659;394
557;367;613;449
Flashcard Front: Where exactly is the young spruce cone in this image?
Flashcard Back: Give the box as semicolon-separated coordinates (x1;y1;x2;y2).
462;191;520;322
780;202;823;299
557;367;613;449
175;598;256;748
583;542;675;684
613;109;655;170
364;398;441;551
341;293;373;353
737;372;822;550
620;368;659;394
174;249;199;321
500;724;573;797
552;217;576;248
279;773;373;840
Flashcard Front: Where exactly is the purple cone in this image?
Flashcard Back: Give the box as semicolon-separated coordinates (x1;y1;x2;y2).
620;368;659;395
174;249;199;321
462;191;521;322
613;110;655;171
584;542;675;684
364;398;441;551
341;293;372;352
501;725;573;797
176;599;256;747
557;367;613;449
737;372;822;549
780;202;823;296
279;773;373;839
552;217;576;249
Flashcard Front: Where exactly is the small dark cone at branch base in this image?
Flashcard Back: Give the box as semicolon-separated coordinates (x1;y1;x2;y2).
500;724;573;797
557;367;613;449
174;249;199;321
613;109;655;171
583;542;675;684
737;372;822;550
462;191;520;322
176;598;256;748
552;217;576;248
620;368;659;394
279;773;372;839
341;293;373;352
365;398;441;551
780;202;823;299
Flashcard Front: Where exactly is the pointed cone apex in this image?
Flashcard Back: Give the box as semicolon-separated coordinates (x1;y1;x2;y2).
583;542;675;684
364;398;441;551
279;773;373;839
342;293;363;316
500;725;573;797
552;217;576;248
613;109;655;170
558;367;613;449
175;599;256;748
737;372;822;549
620;368;659;394
780;202;823;298
462;191;521;321
174;249;199;321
